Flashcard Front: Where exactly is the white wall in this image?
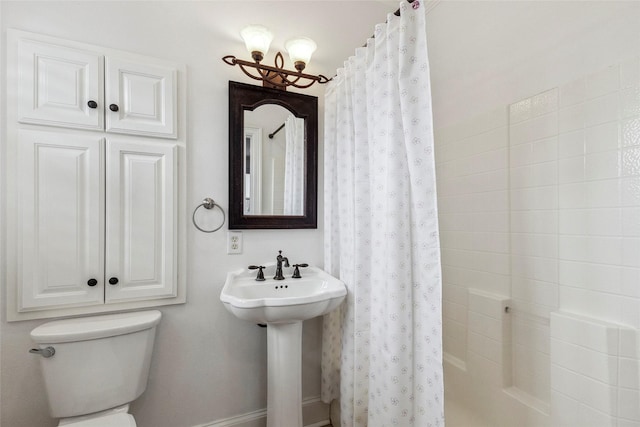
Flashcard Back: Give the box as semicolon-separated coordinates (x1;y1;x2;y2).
432;2;640;426
0;2;391;426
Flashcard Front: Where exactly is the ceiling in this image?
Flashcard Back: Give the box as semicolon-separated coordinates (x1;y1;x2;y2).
209;0;639;124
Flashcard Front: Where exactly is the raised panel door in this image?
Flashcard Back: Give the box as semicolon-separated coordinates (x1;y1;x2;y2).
18;130;104;311
105;139;177;302
18;39;104;130
105;57;177;139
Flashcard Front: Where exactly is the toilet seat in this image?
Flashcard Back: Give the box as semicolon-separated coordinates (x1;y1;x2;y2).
58;413;136;427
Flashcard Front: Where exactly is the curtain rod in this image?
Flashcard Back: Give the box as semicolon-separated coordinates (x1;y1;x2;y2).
394;0;416;16
268;123;285;139
363;0;416;46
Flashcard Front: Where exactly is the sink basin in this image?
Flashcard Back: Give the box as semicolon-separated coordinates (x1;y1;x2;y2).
221;264;346;324
221;263;346;427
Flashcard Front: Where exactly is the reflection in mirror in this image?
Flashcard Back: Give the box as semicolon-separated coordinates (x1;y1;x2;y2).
243;105;305;215
229;81;317;229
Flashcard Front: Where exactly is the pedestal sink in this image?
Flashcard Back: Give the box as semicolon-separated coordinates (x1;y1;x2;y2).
221;264;346;427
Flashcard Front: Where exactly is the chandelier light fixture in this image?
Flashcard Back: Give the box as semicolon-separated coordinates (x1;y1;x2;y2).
223;25;330;90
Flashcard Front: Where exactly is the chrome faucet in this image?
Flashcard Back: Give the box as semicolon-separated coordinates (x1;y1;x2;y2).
274;250;289;280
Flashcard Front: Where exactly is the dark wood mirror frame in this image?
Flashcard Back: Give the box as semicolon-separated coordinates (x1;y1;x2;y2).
228;81;318;229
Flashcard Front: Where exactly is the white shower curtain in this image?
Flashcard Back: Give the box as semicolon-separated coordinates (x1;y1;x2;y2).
283;114;305;215
321;1;443;426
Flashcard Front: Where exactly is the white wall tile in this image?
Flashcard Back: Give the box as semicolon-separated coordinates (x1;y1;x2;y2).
444;300;468;324
584;93;620;127
511;162;558;189
621;177;640;206
511;210;558;234
551;390;581;426
472;126;509;154
559;235;622;265
585;121;620;153
620;58;640;89
472;251;510;275
618;388;640;421
580;374;618;416
618;328;638;358
510;98;532;124
559;209;588;235
559;287;623;324
559;182;587;209
585;208;622;236
511;255;558;283
512;277;558;310
511;233;558;258
621;267;640;298
621;86;640;118
472;232;509;253
618;357;639;390
559;104;585;132
472;212;509;233
620;296;640;329
622;116;640;148
473;169;509;193
622;147;640;176
622;238;640;267
559;129;586;158
560;77;586;108
532;136;558;164
510;141;533;167
586;65;620;100
472;190;508;212
531;88;559;117
586;179;621;208
559;156;585;184
511;186;558;211
577;405;617;427
559;261;622;295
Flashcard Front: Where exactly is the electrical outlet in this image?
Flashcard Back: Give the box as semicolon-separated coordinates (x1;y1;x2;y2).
227;231;242;254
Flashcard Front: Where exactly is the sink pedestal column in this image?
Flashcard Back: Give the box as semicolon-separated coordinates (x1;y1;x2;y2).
266;321;303;427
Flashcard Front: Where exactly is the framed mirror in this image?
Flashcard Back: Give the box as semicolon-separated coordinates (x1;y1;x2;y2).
228;81;318;229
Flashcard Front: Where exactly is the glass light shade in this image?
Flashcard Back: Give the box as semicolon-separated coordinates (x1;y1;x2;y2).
285;37;317;70
240;25;273;60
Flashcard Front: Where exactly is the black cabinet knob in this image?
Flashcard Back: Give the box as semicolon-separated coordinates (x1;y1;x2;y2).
87;278;98;287
108;277;119;285
109;104;119;112
87;100;98;109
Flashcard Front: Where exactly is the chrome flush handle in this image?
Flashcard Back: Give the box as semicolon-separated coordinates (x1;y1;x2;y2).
29;346;55;358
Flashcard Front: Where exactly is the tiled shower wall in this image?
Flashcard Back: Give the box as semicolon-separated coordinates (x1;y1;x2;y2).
437;56;640;426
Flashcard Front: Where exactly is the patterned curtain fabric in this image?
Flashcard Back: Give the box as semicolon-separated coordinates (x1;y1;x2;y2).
321;1;444;426
283;114;305;215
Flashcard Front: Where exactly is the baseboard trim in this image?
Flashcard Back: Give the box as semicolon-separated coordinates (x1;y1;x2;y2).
197;396;329;427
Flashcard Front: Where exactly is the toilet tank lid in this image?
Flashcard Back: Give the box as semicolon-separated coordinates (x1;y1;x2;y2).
30;310;162;343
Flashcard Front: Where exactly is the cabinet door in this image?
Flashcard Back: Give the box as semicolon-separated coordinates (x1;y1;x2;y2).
105;139;177;302
105;57;177;139
18;130;104;311
18;39;104;130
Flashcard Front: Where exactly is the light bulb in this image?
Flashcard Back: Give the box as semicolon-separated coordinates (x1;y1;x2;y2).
285;37;317;71
240;25;273;62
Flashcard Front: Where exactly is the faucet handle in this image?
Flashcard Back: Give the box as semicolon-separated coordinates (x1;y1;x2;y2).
291;263;308;279
248;265;266;281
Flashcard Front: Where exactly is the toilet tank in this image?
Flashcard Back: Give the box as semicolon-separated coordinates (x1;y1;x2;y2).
30;310;162;419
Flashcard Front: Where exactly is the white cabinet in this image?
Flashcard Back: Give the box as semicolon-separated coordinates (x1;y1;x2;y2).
18;36;177;138
17;130;177;312
7;30;186;321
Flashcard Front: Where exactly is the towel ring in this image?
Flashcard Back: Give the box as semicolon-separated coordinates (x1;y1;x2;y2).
192;198;225;233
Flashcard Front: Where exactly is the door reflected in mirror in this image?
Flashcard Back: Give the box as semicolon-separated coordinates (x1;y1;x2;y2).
228;81;317;229
243;105;305;216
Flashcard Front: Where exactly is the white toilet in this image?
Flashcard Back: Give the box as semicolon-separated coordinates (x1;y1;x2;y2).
29;310;162;426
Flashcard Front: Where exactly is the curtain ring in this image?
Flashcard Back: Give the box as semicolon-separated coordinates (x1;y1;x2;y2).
192;198;225;233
